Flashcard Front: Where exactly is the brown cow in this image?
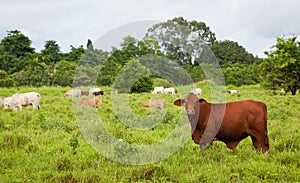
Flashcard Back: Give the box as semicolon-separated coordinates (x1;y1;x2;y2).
174;93;269;152
142;99;166;109
81;90;89;96
77;98;102;108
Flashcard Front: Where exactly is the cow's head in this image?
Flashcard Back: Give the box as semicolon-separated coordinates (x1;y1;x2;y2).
4;103;10;109
174;93;207;115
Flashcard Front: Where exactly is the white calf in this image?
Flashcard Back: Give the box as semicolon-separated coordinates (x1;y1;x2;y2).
152;86;164;94
164;87;177;95
191;88;202;95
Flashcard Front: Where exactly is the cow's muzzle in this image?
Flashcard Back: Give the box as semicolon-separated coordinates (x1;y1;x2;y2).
187;109;195;115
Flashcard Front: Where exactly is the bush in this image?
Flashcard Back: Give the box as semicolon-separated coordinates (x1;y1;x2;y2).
114;58;153;93
131;76;153;93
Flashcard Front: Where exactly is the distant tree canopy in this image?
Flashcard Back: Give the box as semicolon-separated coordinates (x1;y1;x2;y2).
1;17;298;93
261;35;300;95
211;40;256;65
40;40;62;64
113;58;153;93
146;17;216;65
0;30;35;75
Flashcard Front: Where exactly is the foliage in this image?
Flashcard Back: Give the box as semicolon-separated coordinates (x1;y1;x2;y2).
223;63;261;86
64;45;85;62
262;35;300;95
86;39;94;51
52;60;77;87
0;30;35;57
131;75;153;93
211;40;256;65
147;17;216;64
97;58;122;86
113;58;153;93
40;40;62;64
0;22;296;91
0;70;14;87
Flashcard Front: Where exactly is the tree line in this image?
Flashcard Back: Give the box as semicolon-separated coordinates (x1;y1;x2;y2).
0;17;299;95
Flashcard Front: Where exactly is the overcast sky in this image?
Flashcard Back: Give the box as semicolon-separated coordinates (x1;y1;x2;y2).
1;0;299;58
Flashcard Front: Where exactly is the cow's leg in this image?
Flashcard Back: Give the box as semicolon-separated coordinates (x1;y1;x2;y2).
250;134;269;152
225;141;240;151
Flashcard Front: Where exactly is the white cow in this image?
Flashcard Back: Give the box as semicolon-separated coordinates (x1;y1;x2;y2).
152;86;164;94
191;88;202;95
6;92;41;111
89;88;101;95
3;97;12;109
229;90;238;94
164;87;177;95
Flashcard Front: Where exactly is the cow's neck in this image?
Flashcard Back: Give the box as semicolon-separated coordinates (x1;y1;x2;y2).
191;103;211;131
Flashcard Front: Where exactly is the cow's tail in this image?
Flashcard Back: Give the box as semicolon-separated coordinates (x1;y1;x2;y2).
262;102;269;150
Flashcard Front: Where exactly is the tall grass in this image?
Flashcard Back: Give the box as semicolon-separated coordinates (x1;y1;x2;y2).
0;85;299;182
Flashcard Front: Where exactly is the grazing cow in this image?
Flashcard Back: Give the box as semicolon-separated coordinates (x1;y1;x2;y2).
77;98;102;108
92;91;104;96
6;92;41;110
164;87;177;95
0;97;4;106
89;88;102;95
142;99;166;109
63;89;82;97
2;97;12;108
174;93;269;152
223;90;238;94
81;90;89;96
152;86;164;94
191;88;202;95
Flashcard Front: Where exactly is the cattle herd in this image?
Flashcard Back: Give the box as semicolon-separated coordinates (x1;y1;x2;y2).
0;86;269;152
0;92;41;111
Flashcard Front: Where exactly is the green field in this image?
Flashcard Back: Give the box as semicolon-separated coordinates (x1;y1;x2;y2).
0;85;299;182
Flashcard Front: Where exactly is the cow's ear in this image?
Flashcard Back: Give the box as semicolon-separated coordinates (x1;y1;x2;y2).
174;99;184;106
199;99;207;104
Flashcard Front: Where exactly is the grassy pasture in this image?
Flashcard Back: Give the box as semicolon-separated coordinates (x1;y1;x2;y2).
0;85;299;182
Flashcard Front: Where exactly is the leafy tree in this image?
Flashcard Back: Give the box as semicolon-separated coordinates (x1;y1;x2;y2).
223;63;260;86
131;75;153;93
52;60;77;87
109;36;162;67
0;30;35;74
64;45;85;62
113;58;153;93
79;49;108;67
0;30;35;57
86;39;94;51
97;58;122;86
182;63;206;83
139;55;193;86
146;17;216;64
40;40;62;64
0;70;14;87
23;61;49;86
211;40;255;65
262;35;300;95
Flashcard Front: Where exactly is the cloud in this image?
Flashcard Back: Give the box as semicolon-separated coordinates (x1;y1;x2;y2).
0;0;299;57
